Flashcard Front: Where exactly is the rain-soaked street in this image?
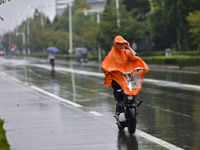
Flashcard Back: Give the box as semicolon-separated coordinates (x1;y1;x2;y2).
0;56;200;150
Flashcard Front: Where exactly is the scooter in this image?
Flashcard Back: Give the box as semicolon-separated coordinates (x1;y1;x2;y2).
114;67;146;134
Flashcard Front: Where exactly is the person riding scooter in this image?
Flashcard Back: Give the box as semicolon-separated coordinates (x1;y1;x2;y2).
102;35;149;114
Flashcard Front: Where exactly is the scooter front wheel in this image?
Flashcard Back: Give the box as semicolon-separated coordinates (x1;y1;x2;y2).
127;107;136;134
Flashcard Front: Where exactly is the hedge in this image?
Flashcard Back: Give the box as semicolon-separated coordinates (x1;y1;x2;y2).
11;51;200;68
142;56;200;68
139;50;200;57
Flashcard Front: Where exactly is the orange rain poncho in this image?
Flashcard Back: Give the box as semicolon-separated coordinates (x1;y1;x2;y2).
102;35;149;95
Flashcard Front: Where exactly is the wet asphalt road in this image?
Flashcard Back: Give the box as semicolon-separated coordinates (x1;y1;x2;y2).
0;56;200;150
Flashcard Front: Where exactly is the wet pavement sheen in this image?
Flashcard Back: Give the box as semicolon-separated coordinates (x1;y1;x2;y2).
0;56;200;150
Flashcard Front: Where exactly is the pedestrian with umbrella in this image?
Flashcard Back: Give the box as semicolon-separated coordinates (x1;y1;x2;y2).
46;47;59;70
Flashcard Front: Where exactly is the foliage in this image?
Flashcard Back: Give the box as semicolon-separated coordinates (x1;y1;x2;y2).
123;0;150;20
98;0;149;54
52;0;94;51
2;0;200;56
140;49;200;67
149;0;200;51
0;119;10;150
140;50;200;56
0;0;10;20
43;30;69;53
98;3;119;54
186;10;200;45
0;0;10;4
142;55;200;67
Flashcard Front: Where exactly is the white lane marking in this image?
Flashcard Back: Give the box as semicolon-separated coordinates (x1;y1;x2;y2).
31;86;103;116
89;111;103;116
136;130;184;150
9;77;22;83
32;64;104;77
183;84;200;89
144;78;159;83
31;64;200;91
1;72;21;83
0;72;7;76
31;85;83;108
1;71;102;116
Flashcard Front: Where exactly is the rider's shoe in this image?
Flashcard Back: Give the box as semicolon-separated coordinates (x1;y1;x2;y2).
115;102;125;115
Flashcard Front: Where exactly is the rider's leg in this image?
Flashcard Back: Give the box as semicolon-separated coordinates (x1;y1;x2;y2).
112;80;124;114
50;59;55;70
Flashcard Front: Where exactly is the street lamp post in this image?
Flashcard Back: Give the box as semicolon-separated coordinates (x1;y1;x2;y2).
69;3;73;54
16;31;26;54
83;9;102;62
115;0;120;27
27;18;30;54
83;9;100;24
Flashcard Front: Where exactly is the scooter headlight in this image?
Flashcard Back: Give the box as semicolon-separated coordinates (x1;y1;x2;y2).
127;95;133;100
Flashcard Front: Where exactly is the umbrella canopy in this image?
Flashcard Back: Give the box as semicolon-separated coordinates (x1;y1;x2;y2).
46;47;59;53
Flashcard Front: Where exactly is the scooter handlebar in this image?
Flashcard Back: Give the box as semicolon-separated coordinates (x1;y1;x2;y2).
122;67;146;75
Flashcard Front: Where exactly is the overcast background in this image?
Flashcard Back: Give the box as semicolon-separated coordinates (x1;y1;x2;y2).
0;0;56;35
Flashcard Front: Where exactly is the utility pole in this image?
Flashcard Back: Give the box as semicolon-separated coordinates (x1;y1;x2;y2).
69;2;73;54
27;18;30;54
16;31;26;54
115;0;120;27
83;9;102;62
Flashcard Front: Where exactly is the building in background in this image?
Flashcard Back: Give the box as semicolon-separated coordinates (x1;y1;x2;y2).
55;0;106;16
55;0;70;16
87;0;106;12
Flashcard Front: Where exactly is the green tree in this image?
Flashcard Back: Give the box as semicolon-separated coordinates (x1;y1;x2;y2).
186;10;200;46
52;0;99;53
0;0;10;20
150;0;177;50
28;9;46;52
150;0;200;51
98;0;148;54
123;0;150;20
43;29;69;53
98;3;119;54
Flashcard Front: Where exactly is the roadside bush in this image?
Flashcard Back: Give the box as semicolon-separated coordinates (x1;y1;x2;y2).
139;51;165;56
172;50;200;56
141;56;179;65
141;56;165;64
56;54;74;60
140;50;200;57
88;55;98;61
0;119;10;150
142;55;200;68
177;56;200;68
